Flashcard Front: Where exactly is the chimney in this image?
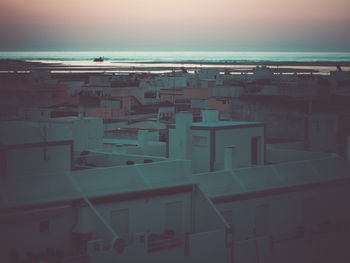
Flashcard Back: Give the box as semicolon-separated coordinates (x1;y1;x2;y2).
171;112;192;159
224;145;238;170
201;109;219;122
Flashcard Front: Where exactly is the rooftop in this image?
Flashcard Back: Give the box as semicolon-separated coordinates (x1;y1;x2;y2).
193;155;350;199
190;121;264;130
0;160;193;211
0;121;72;146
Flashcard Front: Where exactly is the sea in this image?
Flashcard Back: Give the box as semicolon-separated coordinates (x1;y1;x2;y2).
1;51;350;63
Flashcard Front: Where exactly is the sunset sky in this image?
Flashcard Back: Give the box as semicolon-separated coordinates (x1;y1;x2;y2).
0;0;349;51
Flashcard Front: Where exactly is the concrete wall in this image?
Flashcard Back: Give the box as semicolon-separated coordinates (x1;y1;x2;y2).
86;191;197;263
169;113;192;160
230;99;346;155
171;119;264;173
215;127;265;169
231;99;305;140
87;192;192;244
49;118;103;151
308;112;338;153
160;88;212;103
208;98;230;115
190;129;211;173
5;144;71;177
84;107;125;119
100;100;121;109
157;76;187;89
87;186;229;263
20;108;52;121
70;118;103;151
83;153;166;167
214;184;350;263
213;86;243;98
0;206;76;262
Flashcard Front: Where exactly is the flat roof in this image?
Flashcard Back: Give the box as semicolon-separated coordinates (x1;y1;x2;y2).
190;121;264;130
47;116;101;123
0;121;72;146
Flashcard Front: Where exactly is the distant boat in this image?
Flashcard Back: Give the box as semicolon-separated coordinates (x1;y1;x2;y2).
93;57;104;62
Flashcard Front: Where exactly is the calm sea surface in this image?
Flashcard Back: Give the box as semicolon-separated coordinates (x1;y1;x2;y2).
1;51;350;63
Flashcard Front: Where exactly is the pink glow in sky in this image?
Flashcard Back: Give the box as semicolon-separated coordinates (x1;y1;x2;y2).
1;0;349;51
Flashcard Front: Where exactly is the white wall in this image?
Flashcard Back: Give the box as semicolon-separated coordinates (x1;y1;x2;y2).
169;113;192;159
100;100;121;109
214;184;350;263
213;86;243;98
308;113;338;153
21;108;52;121
86;192;192;244
215;127;265;169
190;129;211;173
51;118;103;152
0;206;76;262
6;144;71;177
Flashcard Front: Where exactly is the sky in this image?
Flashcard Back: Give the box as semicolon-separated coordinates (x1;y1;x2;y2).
0;0;349;51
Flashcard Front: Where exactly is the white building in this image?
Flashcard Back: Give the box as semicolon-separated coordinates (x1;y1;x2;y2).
0;160;229;263
46;117;104;152
168;111;265;173
192;152;350;263
27;70;58;85
1;113;350;263
0;121;73;177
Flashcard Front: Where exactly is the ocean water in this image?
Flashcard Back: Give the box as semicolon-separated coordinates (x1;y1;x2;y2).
1;51;350;63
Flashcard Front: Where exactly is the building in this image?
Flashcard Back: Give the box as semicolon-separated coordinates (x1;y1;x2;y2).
168;111;265;173
192;151;350;263
0;121;73;178
0;159;229;263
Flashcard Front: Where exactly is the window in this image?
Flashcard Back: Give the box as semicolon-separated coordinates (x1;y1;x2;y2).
165;201;183;236
40;220;50;233
251;137;261;165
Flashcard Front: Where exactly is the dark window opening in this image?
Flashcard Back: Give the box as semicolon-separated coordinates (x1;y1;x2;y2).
39;220;50;233
251;137;259;165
